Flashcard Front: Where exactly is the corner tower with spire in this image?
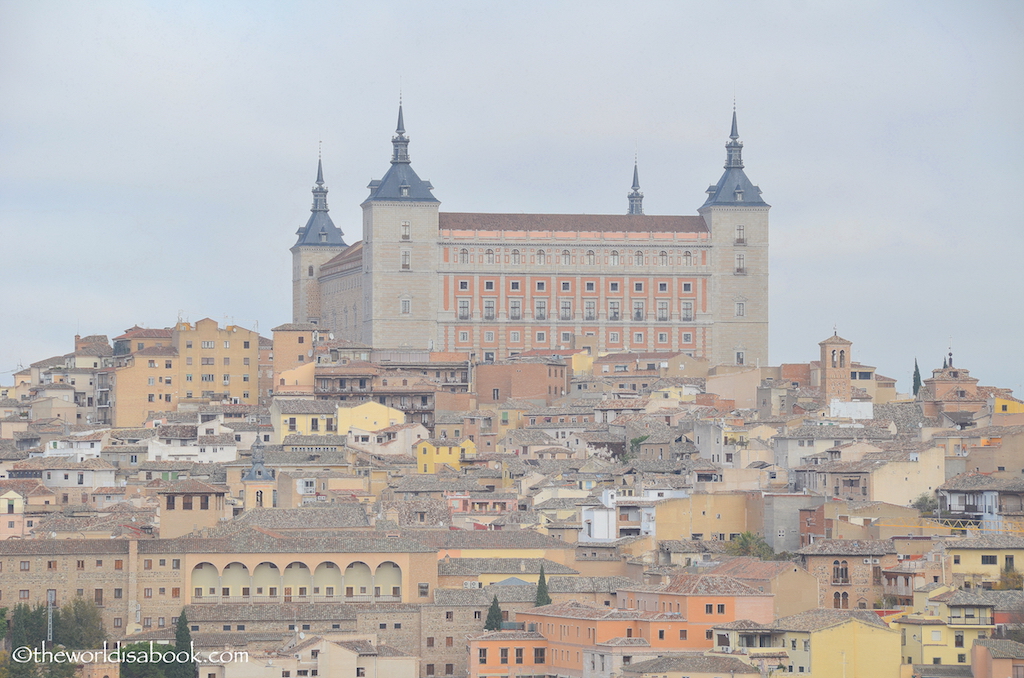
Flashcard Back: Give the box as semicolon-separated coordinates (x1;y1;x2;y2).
700;109;770;367
291;153;348;324
359;101;441;350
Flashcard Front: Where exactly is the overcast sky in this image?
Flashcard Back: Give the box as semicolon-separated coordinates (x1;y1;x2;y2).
2;1;1022;395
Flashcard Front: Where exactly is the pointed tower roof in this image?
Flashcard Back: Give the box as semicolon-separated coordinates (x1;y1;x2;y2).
292;155;348;248
364;103;439;204
702;110;769;208
627;159;644;215
241;438;274;483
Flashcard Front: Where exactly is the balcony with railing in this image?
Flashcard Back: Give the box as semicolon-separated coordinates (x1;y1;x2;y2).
947;616;993;626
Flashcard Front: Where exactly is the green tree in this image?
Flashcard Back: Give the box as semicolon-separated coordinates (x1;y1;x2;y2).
724;532;774;559
165;613;195;678
625;435;649;461
484;596;503;631
535;566;552;607
8;604;45;678
54;598;106;650
911;492;938;515
994;566;1024;591
119;642;172;678
913;359;922;396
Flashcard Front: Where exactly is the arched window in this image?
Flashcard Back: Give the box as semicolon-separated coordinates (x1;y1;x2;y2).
486;249;494;264
255;490;263;507
610;251;619;266
832;560;849;584
839;350;846;368
841;592;849;609
635;251;644;266
537;250;546;265
562;250;570;265
586;250;595;265
459;249;469;264
659;251;668;266
833;592;842;609
831;350;838;368
683;251;692;266
511;249;520;265
308;265;314;277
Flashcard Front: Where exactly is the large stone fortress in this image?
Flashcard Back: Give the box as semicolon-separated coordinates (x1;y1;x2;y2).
291;107;769;367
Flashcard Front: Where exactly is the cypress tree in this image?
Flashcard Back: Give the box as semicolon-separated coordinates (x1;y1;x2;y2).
535;565;551;607
913;359;922;396
166;612;195;678
484;596;503;631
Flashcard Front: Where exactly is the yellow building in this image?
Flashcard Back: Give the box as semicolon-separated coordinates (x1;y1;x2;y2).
945;534;1024;588
110;319;260;427
653;491;763;541
894;585;1001;667
111;345;179;427
174;318;259;405
269;398;405;443
711;609;901;677
414;437;477;473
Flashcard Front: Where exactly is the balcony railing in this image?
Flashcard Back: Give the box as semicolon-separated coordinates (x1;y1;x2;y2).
609;313;620;321
509;311;522;320
948;616;993;626
735;268;747;275
535;312;546;320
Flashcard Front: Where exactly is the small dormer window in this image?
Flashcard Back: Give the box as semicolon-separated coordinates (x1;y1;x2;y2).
400;185;410;197
319;231;327;242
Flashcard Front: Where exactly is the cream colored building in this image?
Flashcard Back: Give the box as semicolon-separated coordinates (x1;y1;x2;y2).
294;107;770;367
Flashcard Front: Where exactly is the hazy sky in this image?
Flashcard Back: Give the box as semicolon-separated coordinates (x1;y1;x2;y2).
2;1;1022;395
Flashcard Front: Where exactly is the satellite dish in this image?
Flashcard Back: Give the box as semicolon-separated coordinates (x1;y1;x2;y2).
298;633;305;640
329;333;334;340
307;349;313;357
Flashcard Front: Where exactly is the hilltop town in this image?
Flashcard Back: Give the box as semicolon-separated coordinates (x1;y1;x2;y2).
2;110;1022;678
2;323;1023;678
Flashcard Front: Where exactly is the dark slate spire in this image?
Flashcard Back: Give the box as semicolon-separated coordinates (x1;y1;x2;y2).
627;159;644;215
725;108;743;169
392;102;410;164
702;109;768;208
365;103;439;203
241;437;273;482
292;154;347;248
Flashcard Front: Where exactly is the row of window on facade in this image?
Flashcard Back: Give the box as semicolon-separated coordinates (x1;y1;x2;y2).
455;299;702;321
460;279;696;294
478;647;546;665
455;249;703;267
454;328;697;347
181;340;251;350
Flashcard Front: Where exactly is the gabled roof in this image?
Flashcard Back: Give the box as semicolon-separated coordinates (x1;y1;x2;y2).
773;608;890;632
797;539;896;556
